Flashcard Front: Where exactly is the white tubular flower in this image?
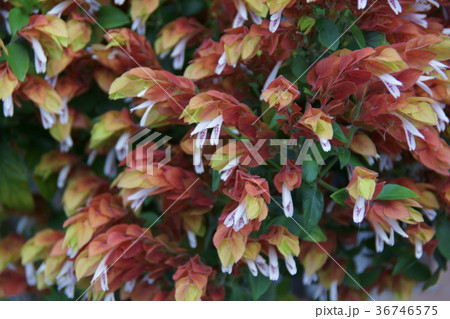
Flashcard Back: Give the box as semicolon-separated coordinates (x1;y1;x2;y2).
384;217;408;238
0;10;11;35
60;135;73;153
131;100;157;127
249;11;263;24
379;73;403;98
255;255;269;277
193;144;204;174
431;102;449;132
415;75;435;97
39;108;56;129
87;149;97;166
423;208;437;221
387;0;402;14
284;254;297;275
57;164;71;189
124;279;136;293
414;237;423;259
29;37;47;74
233;0;248;28
268;246;279;281
25;262;37;286
115;132;131;161
372;221;390;253
403;13;428;28
191;115;224;147
319;137;331;152
56;261;76;299
353;196;366;224
59;98;69;124
429;60;449;80
303;272;318;286
92;251;112;292
282;183;294;217
221;264;233;274
224;200;248;232
329;280;338;301
104;292;115;301
85;0;101;13
261;60;283;97
171;37;189;70
3;95;14;117
47;0;72;17
219;155;242;181
269;10;283;33
103;149;117;178
187;231;197;249
215;52;227;75
358;0;368;9
131;17;146;35
394;114;425;151
127;186;160;212
114;0;126;5
245;258;258;276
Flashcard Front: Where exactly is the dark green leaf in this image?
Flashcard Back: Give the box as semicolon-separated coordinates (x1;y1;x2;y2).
337;147;351;169
393;255;416;275
9;8;29;35
4;42;29;82
332;122;348;143
403;262;431;282
0;144;34;210
300;225;327;242
212;170;220;192
375;184;420;200
292;55;308;83
365;31;389;48
330;188;350;207
249;272;272;300
98;6;130;29
302;160;319;183
350;25;366;49
436;220;450;260
301;183;324;228
315;19;340;51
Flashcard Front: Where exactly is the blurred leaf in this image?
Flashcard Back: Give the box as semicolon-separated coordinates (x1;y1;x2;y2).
0;144;34;210
375;184;419;200
315;18;340;51
350;25;366;49
4;42;29;82
212;170;220;192
302;160;319;183
332;122;348;143
365;31;389;48
292;55;308;83
300;224;327;242
330;188;350;207
301;183;324;228
393;254;416;275
436;220;450;260
403;262;431;282
337;148;351;169
98;6;130;29
9;8;29;35
249;272;272;300
180;0;206;16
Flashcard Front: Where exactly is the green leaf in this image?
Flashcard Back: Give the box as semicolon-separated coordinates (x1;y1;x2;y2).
375;184;419;200
300;225;327;242
248;272;272;300
298;15;315;34
393;255;416;275
0;144;34;210
291;55;308;83
212;170;221;192
4;43;29;82
330;188;350;207
301;183;324;228
337;147;351;169
350;25;366;49
9;8;29;35
365;31;389;48
302;160;319;183
332;122;348;143
403;262;431;282
315;19;340;51
98;6;130;29
436;220;450;260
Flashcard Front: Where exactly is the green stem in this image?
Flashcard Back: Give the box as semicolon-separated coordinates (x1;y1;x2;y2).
345;100;364;148
267;159;281;170
318;179;339;192
319;156;338;178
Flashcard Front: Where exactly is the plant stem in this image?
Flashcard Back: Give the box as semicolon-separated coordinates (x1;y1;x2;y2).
318;179;339;192
319;156;338;178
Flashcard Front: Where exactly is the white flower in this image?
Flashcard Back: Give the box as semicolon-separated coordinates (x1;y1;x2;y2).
87;149;97;166
131;100;157;127
2;95;14;117
114;0;126;5
303;272;318;286
394;114;425;151
255;255;269;277
104;292;115;301
233;0;248;28
191;115;224;148
282;183;293;217
358;0;368;9
170;37;189;70
215;52;228;75
384;217;409;238
39;108;56;129
379;73;403;98
329;280;338;301
269;10;283;33
85;0;101;13
372;221;391;253
219;155;242;181
224;200;248;232
403;13;428;28
115;132;131;161
415;237;423;259
57;164;71;189
127;187;160;211
124;279;136;293
47;0;72;17
187;231;197;249
60;135;73;153
249;11;263;24
431;102;449;132
284;254;297;275
29;37;47;74
56;261;76;299
260;60;283;99
193;144;204;174
25;262;37;286
415;75;435;97
92;251;112;291
0;10;11;35
131;17;146;35
429;60;449;80
319;137;331;152
104;149;117;178
353;196;366;223
221;264;233;274
423;208;437;221
387;0;402;15
245;258;258;276
268;247;279;281
59;98;69;124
